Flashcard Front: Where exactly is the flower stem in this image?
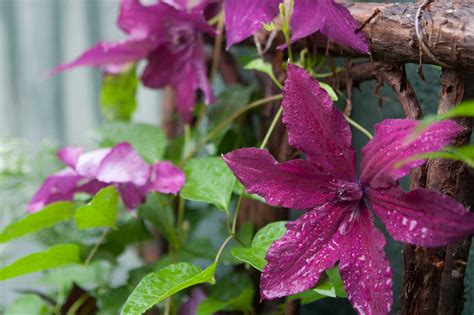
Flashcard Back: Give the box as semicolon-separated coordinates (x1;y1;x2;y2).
343;115;373;139
231;194;244;235
181;94;283;165
85;229;109;265
260;106;283;149
209;13;224;83
214;235;234;264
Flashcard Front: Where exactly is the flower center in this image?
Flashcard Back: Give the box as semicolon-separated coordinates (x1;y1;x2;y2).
333;181;363;204
168;25;195;52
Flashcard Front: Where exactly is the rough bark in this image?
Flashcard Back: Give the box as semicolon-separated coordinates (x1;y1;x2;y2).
400;69;473;315
329;1;474;70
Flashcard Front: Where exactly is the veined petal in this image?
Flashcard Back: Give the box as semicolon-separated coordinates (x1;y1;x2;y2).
261;203;353;299
360;119;463;188
283;65;356;180
57;147;84;169
96;142;150;186
223;148;343;209
367;187;474;247
339;203;393;315
224;0;281;49
149;161;185;195
50;38;158;75
75;148;111;178
291;0;368;53
28;169;82;212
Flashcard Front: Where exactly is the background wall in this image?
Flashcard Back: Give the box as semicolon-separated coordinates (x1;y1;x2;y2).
0;0;162;148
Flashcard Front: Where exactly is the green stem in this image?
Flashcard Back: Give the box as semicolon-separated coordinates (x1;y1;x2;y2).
84;229;109;265
180;94;283;166
214;235;234;264
231;194;244;235
344;115;373;139
260;106;283;149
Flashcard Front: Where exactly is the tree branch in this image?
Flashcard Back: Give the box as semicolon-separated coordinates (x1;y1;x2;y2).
326;1;474;69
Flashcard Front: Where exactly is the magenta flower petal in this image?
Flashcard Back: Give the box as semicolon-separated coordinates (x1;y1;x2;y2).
57;147;84;169
223;148;351;209
366;187;474;247
224;0;281;49
149;161;185;195
50;38;158;75
283;65;356;180
360;119;463;188
117;0;167;38
291;0;368;53
96;142;150;186
75;148;111;178
339;203;392;315
117;182;149;211
142;36;213;122
27;168;82;212
261;204;353;299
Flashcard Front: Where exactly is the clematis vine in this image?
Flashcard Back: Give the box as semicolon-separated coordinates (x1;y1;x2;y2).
224;0;368;53
28;142;185;212
51;0;215;122
223;65;474;314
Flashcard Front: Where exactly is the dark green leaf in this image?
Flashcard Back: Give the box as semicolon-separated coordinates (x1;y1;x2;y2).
0;244;80;280
0;201;75;243
138;193;178;249
197;272;254;315
287;268;346;304
206;85;254;132
181;157;236;213
231;221;287;271
75;186;118;230
121;262;216;315
99;122;167;163
100;65;138;121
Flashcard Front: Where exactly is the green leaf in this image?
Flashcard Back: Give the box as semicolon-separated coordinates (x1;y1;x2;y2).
38;260;111;291
75;186;118;230
197;273;254;315
100;65;138;122
180;157;236;213
319;82;339;101
234;181;266;204
138;193;178;249
5;294;49;315
395;145;474;168
0;244;80;280
326;267;346;298
245;59;282;89
0;201;75;243
417;101;474;131
100;122;167;163
206;85;254;132
121;262;216;315
231;221;287;271
287;267;346;305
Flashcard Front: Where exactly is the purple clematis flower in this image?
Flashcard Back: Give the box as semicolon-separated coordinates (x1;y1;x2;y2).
51;0;215;122
28;142;185;212
224;0;368;53
223;65;474;314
